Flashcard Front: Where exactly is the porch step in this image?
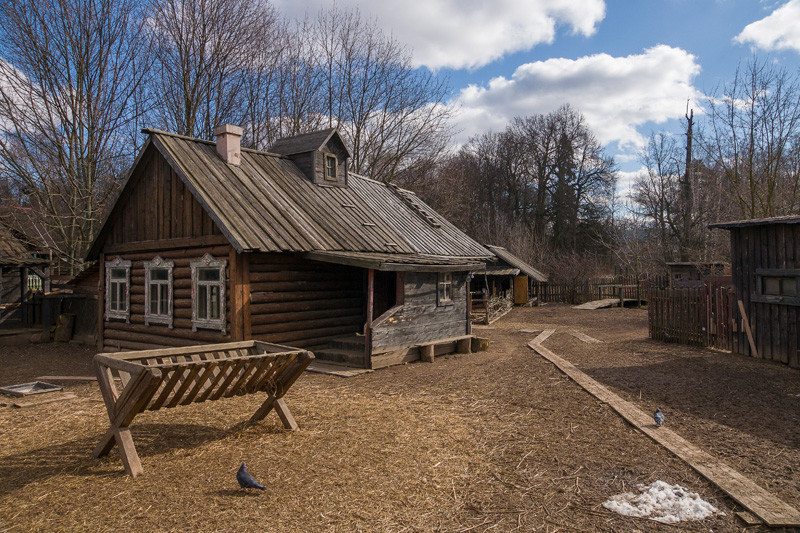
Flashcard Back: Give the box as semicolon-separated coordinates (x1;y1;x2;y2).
328;334;366;352
313;348;366;366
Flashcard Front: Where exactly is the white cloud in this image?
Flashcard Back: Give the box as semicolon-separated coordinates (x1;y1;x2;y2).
450;45;703;151
735;0;800;53
273;0;606;70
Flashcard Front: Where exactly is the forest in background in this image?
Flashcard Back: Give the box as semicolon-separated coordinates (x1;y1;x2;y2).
1;0;800;280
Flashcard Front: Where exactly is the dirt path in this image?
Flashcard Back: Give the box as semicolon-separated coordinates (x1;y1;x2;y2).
2;306;794;531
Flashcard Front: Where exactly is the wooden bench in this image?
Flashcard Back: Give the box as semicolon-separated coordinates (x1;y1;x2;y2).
92;340;314;477
417;335;478;363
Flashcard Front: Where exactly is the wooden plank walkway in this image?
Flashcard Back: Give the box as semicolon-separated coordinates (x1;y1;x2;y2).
572;298;635;310
527;331;800;527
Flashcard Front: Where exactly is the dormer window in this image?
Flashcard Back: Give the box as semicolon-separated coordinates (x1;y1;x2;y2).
325;154;337;180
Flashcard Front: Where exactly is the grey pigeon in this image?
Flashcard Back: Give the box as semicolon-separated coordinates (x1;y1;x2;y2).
237;462;266;490
654;407;664;427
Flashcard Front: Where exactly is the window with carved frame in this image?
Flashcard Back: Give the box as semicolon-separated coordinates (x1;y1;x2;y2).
191;254;227;332
144;256;174;327
105;256;131;322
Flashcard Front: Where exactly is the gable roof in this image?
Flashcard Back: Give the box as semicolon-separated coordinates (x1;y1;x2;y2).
0;221;45;266
88;130;491;265
268;128;351;158
484;245;547;282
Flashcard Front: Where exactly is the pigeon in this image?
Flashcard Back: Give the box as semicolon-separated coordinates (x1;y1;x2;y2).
654;407;664;427
237;462;266;490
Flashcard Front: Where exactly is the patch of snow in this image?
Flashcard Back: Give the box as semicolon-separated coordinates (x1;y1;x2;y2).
603;480;723;524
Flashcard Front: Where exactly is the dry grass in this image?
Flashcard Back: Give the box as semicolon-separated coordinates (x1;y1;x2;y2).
1;305;793;532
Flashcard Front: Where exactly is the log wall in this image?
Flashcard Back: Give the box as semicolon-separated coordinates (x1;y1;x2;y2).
101;244;234;352
371;272;468;353
247;253;364;349
730;224;800;368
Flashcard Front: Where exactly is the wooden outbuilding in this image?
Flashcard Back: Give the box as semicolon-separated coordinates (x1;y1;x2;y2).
0;221;50;326
710;215;800;367
473;245;547;305
86;126;492;368
666;261;728;288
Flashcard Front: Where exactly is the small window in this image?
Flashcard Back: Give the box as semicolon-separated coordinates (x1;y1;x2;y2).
762;276;797;297
144;256;174;327
325;154;337;180
191;254;226;332
438;272;453;305
105;257;131;322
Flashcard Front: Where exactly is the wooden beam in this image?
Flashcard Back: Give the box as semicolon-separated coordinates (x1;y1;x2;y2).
738;299;759;358
365;268;374;369
104;235;230;255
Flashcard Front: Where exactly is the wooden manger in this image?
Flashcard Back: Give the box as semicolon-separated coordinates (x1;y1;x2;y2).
92;340;314;477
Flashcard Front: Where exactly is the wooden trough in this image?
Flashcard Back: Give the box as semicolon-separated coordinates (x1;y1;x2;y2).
93;340;314;477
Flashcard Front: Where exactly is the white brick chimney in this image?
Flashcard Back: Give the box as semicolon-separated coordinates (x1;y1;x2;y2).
213;124;242;166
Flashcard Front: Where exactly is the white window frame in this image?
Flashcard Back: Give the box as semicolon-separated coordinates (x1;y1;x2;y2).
324;154;337;180
144;256;174;328
191;253;227;332
437;272;453;306
105;256;131;322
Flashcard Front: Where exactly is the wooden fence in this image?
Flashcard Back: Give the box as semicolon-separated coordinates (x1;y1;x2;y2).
648;282;735;350
536;275;645;305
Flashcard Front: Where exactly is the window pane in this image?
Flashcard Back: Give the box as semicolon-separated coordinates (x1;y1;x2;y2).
118;283;127;311
781;278;797;296
198;287;208;319
110;268;126;280
763;277;780;295
110;281;119;311
149;284;159;315
160;284;169;314
151;268;169;281
199;268;220;282
209;286;220;319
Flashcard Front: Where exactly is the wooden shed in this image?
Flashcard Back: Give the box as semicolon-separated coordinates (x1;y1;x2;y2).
0;221;50;326
86;126;492;369
472;245;547;305
710;216;800;367
666;261;728;288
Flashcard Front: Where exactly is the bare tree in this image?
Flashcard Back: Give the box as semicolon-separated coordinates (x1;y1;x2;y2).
310;6;453;181
148;0;278;139
701;57;800;218
0;0;151;272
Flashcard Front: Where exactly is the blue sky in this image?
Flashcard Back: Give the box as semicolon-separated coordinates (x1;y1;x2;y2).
278;1;800;190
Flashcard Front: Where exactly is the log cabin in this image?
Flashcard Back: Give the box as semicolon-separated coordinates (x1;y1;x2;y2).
710;216;800;368
86;125;493;368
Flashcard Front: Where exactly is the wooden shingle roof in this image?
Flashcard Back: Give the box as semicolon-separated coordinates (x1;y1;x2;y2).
710;215;800;229
484;245;547;282
267;128;350;158
89;130;491;264
0;221;43;266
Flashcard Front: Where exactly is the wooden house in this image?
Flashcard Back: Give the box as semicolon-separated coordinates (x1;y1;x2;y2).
473;245;547;305
86;125;492;368
0;221;50;326
666;261;728;288
710;216;800;367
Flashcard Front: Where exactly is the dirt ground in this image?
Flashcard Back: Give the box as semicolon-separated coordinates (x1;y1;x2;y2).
1;305;798;532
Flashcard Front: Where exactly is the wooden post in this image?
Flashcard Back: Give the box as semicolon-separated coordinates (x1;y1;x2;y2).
97;253;105;350
364;268;374;368
466;274;472;335
241;252;251;340
229;249;243;341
